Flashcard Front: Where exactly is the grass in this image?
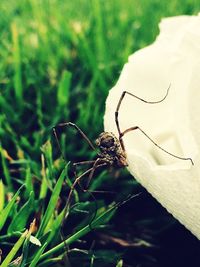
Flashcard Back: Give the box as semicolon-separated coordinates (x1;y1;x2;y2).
0;1;200;266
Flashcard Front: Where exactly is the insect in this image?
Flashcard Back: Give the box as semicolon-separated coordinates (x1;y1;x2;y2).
53;86;194;213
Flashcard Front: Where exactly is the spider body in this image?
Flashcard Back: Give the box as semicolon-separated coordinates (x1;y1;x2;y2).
95;132;128;168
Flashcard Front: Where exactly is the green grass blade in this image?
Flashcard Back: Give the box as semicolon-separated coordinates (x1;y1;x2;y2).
116;259;123;267
45;207;65;245
92;0;107;65
11;22;23;104
8;191;34;233
24;165;34;199
41;141;54;182
37;164;69;237
36;89;45;130
0;230;28;267
57;70;72;107
29;242;48;267
0;179;5;211
40;203;117;260
0;144;12;190
39;154;49;199
19;234;31;267
0;185;24;231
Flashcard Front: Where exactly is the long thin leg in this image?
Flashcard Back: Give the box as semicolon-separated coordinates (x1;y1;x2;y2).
60;160;107;260
120;126;194;165
72;160;96;197
53;122;97;161
115;86;170;150
69;160;97;203
73;160;96;167
85;158;103;190
72;158;107;230
73;160;115;195
65;161;108;216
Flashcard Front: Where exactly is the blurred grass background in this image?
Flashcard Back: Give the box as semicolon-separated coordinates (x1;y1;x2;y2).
0;1;200;267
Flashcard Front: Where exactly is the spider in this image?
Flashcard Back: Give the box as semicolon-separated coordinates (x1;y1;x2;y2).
53;86;194;212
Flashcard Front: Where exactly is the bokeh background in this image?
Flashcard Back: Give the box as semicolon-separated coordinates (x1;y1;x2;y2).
1;1;200;267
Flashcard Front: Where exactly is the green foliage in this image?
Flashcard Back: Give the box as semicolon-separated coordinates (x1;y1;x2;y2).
0;145;12;190
0;180;5;211
7;191;34;233
0;0;199;266
57;70;72;109
37;164;68;237
0;185;24;231
0;230;28;267
116;259;123;267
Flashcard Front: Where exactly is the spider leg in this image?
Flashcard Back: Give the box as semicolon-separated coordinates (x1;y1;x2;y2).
120;126;194;165
53;122;97;161
65;160;108;216
84;158;104;190
72;159;106;190
74;160;116;196
115;85;170;150
73;160;97;167
73;159;108;229
60;159;107;257
71;160;96;201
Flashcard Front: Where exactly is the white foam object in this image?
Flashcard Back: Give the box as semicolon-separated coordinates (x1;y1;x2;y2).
104;14;200;239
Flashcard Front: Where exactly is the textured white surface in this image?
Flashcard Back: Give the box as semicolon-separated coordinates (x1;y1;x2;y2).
104;15;200;238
